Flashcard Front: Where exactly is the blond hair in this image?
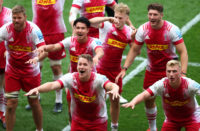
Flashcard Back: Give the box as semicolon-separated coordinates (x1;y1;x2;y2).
114;3;130;16
166;60;181;68
12;5;26;15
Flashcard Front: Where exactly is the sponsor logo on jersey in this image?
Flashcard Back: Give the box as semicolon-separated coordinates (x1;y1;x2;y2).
36;0;56;5
147;44;168;51
164;99;189;106
112;31;118;36
71;47;76;51
165;93;170;97
74;93;96;103
8;37;14;42
107;39;127;49
85;6;105;13
70;55;78;63
145;35;150;39
8;45;32;52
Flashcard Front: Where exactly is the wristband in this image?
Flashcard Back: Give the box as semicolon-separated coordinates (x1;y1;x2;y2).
122;66;128;71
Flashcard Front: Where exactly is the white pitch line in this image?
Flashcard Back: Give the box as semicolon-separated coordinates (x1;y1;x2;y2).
188;62;200;67
123;59;147;85
181;13;200;35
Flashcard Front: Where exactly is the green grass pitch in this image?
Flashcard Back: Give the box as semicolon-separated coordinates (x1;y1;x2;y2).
1;0;200;130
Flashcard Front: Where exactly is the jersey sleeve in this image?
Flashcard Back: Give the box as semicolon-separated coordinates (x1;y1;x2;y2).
96;73;110;89
106;0;116;6
134;25;145;45
0;24;8;43
127;26;133;46
169;24;184;45
60;37;72;49
5;8;12;23
147;78;165;96
99;21;111;42
57;73;73;89
187;77;200;96
91;38;103;51
72;0;83;9
31;24;45;47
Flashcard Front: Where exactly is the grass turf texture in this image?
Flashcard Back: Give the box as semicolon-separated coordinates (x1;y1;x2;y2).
1;0;200;130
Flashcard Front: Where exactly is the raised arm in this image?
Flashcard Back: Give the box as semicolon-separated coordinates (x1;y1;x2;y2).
175;42;188;75
122;90;151;109
69;6;80;31
89;17;118;28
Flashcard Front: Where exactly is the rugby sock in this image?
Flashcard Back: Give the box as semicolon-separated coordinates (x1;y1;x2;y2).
111;122;118;128
145;107;157;131
54;74;63;103
0;85;5;113
36;128;43;131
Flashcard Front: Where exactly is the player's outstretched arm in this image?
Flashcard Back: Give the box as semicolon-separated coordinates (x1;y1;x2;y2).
25;81;62;96
122;90;151;109
105;82;120;100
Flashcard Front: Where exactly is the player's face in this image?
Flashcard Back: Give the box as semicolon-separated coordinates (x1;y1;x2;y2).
74;22;89;41
166;65;181;84
114;12;128;30
12;13;27;32
148;9;163;29
77;57;92;80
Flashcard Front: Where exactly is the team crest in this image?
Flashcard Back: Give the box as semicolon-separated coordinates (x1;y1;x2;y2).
145;35;150;40
71;47;76;51
165;93;170;97
112;31;118;36
8;37;14;42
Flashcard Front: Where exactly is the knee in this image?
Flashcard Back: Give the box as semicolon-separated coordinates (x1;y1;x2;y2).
6;99;18;112
29;98;40;108
144;98;156;108
110;97;120;108
51;63;62;76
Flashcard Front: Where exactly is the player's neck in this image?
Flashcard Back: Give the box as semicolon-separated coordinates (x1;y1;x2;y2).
77;36;88;44
152;20;164;29
169;77;182;89
79;72;91;82
15;22;26;32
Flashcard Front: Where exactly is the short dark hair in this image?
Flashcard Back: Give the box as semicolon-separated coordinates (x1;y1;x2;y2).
73;17;90;28
12;5;26;15
147;3;163;13
78;54;93;63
